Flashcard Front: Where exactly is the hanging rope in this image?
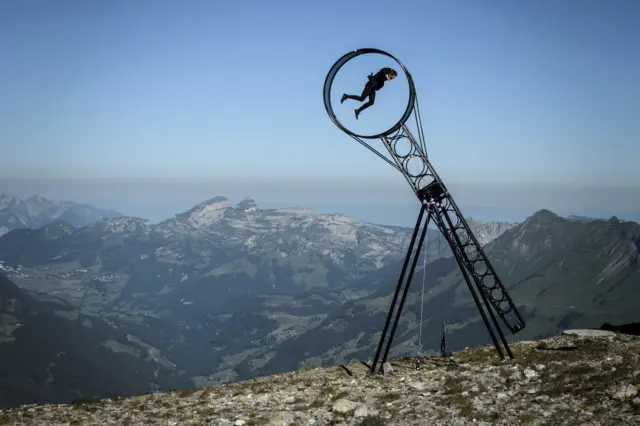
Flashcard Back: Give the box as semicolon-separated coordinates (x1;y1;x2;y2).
435;227;452;357
416;208;454;358
417;223;429;355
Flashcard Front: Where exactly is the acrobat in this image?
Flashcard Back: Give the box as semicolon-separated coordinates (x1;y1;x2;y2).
341;67;397;119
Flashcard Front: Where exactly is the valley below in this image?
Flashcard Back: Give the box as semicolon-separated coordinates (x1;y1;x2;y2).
0;195;639;410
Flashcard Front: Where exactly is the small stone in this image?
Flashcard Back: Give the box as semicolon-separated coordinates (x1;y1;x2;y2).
332;398;358;414
409;381;425;391
382;362;394;375
256;394;270;404
312;408;332;421
354;405;378;418
234;421;246;426
523;368;538;379
208;420;233;426
496;392;507;399
612;391;626;400
612;384;637;400
268;411;295;426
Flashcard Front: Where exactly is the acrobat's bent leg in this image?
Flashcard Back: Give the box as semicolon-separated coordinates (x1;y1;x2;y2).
355;90;376;119
342;82;374;103
357;91;376;112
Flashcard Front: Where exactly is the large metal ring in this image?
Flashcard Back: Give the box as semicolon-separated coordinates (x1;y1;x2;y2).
323;48;417;139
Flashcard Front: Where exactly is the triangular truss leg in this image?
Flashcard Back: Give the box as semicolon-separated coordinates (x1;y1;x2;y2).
370;203;431;374
370;198;518;374
369;124;525;375
431;202;513;360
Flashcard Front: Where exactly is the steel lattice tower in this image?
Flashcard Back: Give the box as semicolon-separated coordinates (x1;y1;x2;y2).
323;48;526;374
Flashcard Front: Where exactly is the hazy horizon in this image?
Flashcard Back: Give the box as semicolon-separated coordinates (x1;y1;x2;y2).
1;177;638;226
2;1;639;226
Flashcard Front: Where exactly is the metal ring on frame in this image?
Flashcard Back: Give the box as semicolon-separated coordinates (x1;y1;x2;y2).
323;48;417;140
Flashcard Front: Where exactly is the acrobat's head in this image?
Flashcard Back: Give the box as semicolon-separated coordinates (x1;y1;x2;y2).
386;69;398;80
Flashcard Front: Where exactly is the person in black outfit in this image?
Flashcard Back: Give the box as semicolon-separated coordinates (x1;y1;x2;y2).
341;68;398;119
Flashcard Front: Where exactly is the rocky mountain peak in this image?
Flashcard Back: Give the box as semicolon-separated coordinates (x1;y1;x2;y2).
0;194;20;210
532;208;561;220
224;198;260;220
25;194;52;204
0;193;123;236
520;209;565;230
175;197;230;228
235;197;258;211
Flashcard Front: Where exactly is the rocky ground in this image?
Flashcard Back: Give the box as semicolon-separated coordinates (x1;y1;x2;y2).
0;330;639;426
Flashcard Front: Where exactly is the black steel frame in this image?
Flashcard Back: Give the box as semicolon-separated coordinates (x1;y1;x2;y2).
323;48;526;375
370;196;520;374
366;124;527;373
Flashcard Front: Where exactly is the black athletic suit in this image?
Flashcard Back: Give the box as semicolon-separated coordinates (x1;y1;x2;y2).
344;67;394;113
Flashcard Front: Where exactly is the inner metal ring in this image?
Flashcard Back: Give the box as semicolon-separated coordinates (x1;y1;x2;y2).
323;48;417;140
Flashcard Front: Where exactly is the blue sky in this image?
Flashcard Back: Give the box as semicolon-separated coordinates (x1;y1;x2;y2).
1;0;639;224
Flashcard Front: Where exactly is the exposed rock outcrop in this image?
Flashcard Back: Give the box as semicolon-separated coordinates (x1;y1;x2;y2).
1;331;638;425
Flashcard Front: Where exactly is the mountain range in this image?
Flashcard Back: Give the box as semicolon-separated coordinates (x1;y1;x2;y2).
0;195;638;409
0;194;122;237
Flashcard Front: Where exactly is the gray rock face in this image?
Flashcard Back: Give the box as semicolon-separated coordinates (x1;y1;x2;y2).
464;218;517;246
331;398;358;413
563;329;616;338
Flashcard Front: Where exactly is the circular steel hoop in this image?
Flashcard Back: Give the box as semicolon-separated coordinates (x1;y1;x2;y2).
323;48;417;139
